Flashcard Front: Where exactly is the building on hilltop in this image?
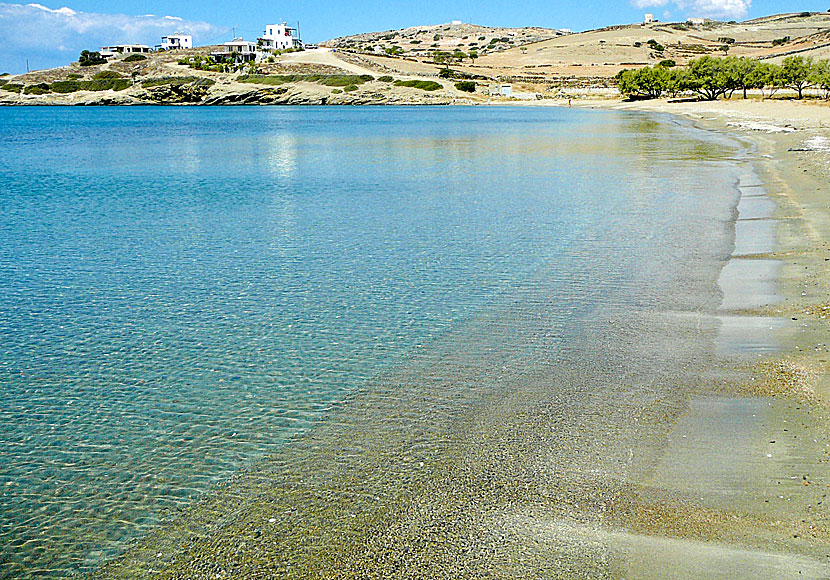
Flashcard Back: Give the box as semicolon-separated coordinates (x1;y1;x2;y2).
644;13;654;24
161;34;193;50
258;23;302;52
100;44;151;59
687;17;706;25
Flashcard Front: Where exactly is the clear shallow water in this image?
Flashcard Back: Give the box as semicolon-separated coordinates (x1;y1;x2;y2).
0;106;742;578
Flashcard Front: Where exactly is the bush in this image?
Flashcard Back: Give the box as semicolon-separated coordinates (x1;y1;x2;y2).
79;50;107;66
455;80;475;92
772;36;790;46
142;76;214;88
647;39;665;52
123;54;147;62
343;84;358;92
2;83;22;93
23;84;51;95
378;75;393;82
67;73;82;79
50;80;81;93
0;79;7;86
331;88;343;94
393;79;442;91
657;59;676;67
93;70;123;80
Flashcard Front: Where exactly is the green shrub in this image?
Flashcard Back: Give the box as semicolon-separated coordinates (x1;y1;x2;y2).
123;54;147;62
343;84;358;92
772;36;790;46
67;73;82;79
331;88;343;94
23;84;51;95
647;39;665;52
2;83;23;93
142;76;214;88
0;79;7;87
657;59;676;67
93;70;123;80
50;80;81;93
455;80;475;92
393;79;442;91
79;50;107;66
378;75;393;82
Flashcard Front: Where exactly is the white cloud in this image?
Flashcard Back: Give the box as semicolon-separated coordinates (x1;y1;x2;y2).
629;0;750;20
0;2;226;72
676;0;751;19
631;0;669;9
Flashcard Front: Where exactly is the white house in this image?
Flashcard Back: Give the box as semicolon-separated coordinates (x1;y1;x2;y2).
687;17;706;25
644;13;654;24
161;33;192;50
100;44;151;59
212;39;258;62
258;23;300;51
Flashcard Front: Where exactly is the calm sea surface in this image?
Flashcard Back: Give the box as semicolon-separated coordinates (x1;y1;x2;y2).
0;106;742;578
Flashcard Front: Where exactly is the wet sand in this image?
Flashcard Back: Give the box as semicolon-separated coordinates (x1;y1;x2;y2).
93;105;830;579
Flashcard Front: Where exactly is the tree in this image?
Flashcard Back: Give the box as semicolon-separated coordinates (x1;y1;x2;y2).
615;66;667;99
684;56;731;100
432;50;451;68
809;59;830;98
724;56;758;99
78;50;107;67
781;56;813;99
468;50;478;64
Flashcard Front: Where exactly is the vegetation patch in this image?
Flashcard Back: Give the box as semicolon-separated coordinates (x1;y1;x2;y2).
343;84;359;92
616;55;824;101
123;54;147;62
772;36;790;46
93;71;123;80
378;75;393;82
78;50;107;66
23;83;51;95
1;83;22;93
393;79;442;91
454;80;476;92
142;77;215;88
0;79;7;87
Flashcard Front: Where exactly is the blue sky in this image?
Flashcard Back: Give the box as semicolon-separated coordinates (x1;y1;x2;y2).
0;0;826;73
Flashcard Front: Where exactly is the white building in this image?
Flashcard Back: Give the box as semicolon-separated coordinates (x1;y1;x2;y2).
687;17;706;25
161;33;192;50
212;39;258;62
258;23;300;51
644;13;654;24
100;44;151;59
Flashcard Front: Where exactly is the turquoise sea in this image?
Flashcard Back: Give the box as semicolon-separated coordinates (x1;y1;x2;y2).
0;107;743;578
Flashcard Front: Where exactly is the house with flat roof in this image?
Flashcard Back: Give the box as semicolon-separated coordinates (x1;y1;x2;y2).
212;39;258;62
100;44;152;59
161;34;192;50
258;23;301;51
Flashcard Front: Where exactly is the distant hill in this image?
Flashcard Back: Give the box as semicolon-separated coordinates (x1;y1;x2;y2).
324;12;830;82
323;22;568;58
